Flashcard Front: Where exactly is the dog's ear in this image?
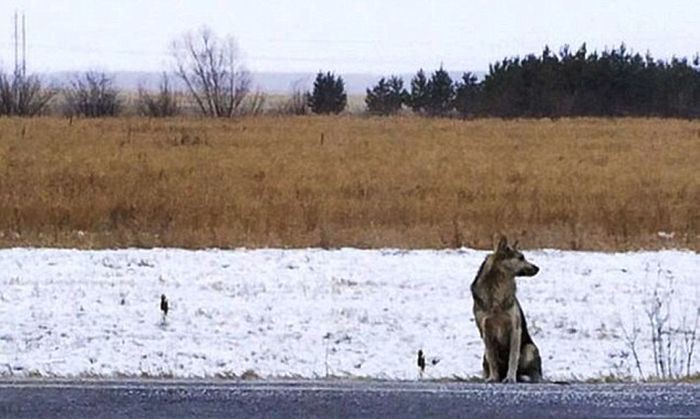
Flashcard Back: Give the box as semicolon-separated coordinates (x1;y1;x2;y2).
494;234;508;254
512;240;519;251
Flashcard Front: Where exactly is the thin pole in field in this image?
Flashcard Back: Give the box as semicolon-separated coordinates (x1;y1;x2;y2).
22;12;26;77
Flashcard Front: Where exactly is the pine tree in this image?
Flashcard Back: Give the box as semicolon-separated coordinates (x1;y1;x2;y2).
408;69;429;114
425;66;455;117
454;72;481;117
365;76;406;115
307;71;347;114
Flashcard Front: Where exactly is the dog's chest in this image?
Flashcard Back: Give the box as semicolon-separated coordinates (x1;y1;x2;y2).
473;277;516;311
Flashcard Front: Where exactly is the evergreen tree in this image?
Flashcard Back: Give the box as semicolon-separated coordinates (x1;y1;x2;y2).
408;69;429;114
365;76;407;115
454;72;481;117
425;66;455;117
307;71;347;114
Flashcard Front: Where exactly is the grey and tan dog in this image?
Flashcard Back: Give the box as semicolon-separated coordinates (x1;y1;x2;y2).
470;235;542;383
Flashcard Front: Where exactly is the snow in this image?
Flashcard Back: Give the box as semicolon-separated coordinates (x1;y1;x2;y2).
0;247;698;381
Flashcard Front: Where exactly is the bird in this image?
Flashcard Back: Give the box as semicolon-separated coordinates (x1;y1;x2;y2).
160;294;169;318
417;349;426;374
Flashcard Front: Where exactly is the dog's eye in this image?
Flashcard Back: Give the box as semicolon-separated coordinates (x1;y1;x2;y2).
518;255;524;261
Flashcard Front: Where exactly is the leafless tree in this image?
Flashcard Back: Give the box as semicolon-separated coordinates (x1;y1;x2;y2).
171;27;251;117
137;72;179;117
275;79;309;115
64;71;121;117
238;89;266;116
0;70;55;116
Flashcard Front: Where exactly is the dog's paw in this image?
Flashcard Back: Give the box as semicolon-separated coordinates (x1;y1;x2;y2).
502;376;517;384
485;376;499;383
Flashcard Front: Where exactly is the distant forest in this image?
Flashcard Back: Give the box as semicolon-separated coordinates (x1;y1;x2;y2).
367;44;700;118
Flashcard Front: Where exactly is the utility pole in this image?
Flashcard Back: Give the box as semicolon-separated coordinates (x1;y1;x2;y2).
13;11;19;110
12;11;26;77
22;12;26;78
14;10;18;77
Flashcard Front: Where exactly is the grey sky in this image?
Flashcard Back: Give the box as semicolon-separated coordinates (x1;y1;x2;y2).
1;0;698;74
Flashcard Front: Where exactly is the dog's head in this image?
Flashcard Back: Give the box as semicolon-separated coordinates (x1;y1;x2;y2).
493;235;539;277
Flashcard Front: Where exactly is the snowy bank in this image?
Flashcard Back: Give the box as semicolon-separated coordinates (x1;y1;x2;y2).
0;248;698;381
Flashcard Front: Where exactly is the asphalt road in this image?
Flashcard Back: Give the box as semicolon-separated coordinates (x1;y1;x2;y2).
0;379;698;418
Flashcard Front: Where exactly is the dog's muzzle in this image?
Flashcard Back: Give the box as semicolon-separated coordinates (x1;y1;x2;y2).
520;264;539;276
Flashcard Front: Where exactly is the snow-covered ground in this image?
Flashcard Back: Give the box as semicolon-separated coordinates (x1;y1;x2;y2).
0;248;698;381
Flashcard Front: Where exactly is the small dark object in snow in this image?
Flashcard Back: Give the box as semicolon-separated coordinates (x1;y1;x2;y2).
160;294;169;317
417;349;426;373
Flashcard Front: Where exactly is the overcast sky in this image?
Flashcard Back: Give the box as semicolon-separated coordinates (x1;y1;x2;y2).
1;0;698;74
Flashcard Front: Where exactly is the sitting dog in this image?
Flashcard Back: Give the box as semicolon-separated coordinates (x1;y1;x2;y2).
470;235;542;383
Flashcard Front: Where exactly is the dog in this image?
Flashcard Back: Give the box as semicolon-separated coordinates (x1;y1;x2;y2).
470;235;542;383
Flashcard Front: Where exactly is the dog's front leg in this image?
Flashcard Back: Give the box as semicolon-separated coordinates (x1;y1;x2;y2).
484;345;500;382
481;317;501;382
503;314;521;383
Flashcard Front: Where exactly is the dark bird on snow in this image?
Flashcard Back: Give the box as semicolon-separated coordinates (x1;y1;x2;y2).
160;294;169;317
417;349;426;373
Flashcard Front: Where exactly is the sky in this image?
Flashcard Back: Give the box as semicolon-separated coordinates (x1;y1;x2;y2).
0;0;698;74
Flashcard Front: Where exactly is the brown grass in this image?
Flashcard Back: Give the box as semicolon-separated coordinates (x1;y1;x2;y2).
0;116;697;250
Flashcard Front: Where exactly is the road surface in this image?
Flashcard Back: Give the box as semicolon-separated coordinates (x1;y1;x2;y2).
0;379;698;418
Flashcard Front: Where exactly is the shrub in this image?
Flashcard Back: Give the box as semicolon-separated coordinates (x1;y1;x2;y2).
64;71;121;117
0;70;55;116
137;73;179;117
275;80;309;115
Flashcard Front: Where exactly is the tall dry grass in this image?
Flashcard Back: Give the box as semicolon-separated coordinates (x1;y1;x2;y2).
0;116;697;250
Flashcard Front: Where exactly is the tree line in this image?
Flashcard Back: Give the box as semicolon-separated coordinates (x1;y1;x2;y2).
363;44;700;118
2;32;700;118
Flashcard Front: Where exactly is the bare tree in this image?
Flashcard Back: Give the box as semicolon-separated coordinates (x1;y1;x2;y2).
137;72;179;117
275;79;309;115
0;70;55;116
171;27;251;117
238;89;266;116
64;71;121;117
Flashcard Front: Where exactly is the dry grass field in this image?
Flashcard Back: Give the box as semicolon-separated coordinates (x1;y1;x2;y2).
0;116;697;250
